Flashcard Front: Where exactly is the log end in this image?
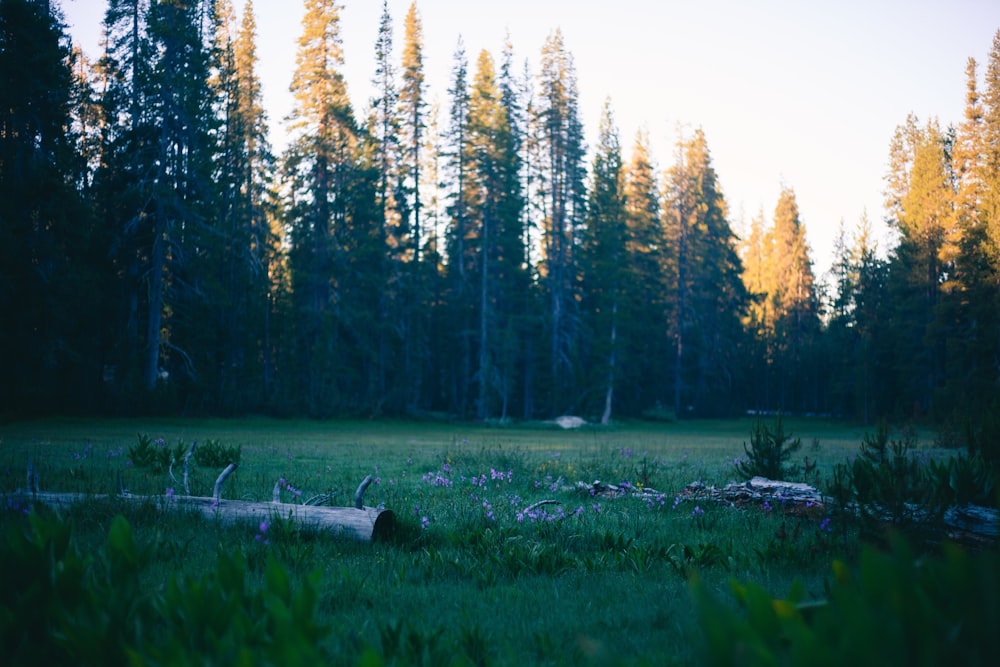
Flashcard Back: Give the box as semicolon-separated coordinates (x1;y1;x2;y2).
372;509;395;542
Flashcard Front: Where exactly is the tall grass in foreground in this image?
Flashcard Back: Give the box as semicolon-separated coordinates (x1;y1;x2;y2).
0;417;979;665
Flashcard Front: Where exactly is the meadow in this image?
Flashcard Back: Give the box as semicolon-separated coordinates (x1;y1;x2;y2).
0;416;967;665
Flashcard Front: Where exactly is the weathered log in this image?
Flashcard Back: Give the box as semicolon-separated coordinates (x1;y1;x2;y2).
11;465;394;543
677;476;998;546
943;504;999;547
680;477;824;512
13;491;394;542
574;479;665;499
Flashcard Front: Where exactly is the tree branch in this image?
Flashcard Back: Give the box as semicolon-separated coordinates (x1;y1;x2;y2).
213;463;238;501
354;474;374;509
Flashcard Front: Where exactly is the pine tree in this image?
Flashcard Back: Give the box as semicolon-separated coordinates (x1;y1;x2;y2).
981;30;1000;259
391;2;430;412
851;215;889;423
663;129;747;416
283;0;364;414
398;0;425;257
443;38;474;415
518;55;545;418
937;42;1000;422
621;129;667;413
0;0;97;412
740;209;771;410
580;99;627;424
954;57;984;231
536;29;587;414
94;0;157;402
90;0;220;403
468;49;501;419
465;47;527;419
204;0;276;412
824;213;887;422
766;186;821;412
369;0;399;237
883;118;954;417
493;35;531;420
141;0;220;402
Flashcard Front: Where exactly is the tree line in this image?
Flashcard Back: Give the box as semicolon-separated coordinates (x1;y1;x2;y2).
2;0;999;429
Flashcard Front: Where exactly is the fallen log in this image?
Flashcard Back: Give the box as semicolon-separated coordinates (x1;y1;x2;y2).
15;491;394;542
574;479;665;499
11;464;394;543
679;476;824;513
943;504;999;548
676;476;997;547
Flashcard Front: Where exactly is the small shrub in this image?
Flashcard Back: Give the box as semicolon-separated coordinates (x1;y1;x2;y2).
692;536;999;666
0;512;329;667
194;438;241;468
964;407;1000;469
127;433;184;473
850;421;936;538
735;414;801;481
641;403;677;422
927;452;996;507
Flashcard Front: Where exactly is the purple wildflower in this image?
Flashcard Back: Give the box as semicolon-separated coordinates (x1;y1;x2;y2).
255;520;270;544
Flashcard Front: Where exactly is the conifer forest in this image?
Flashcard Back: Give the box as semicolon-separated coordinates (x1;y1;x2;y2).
3;0;1000;429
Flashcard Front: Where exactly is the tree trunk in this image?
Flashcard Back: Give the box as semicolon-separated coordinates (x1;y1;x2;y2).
18;491;394;542
14;469;394;543
600;301;617;425
144;206;166;391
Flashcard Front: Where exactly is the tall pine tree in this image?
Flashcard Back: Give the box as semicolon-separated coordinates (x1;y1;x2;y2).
580;99;627;424
0;0;98;412
766;186;821;413
536;29;586;414
663;129;747;416
283;0;367;415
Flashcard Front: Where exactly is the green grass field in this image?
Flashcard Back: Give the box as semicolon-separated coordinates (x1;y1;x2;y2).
0;416;948;665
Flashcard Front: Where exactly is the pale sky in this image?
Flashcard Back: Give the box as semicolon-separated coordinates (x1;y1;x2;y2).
59;0;1000;277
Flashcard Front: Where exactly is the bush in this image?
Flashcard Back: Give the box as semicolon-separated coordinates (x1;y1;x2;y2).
927;452;996;507
193;438;241;468
0;512;327;667
735;414;801;481
127;433;184;473
692;535;999;666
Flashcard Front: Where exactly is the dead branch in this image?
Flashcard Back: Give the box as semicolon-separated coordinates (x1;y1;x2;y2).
213;463;238;501
354;474;374;509
524;499;562;513
182;442;195;495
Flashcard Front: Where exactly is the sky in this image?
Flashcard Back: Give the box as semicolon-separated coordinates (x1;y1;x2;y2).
58;0;1000;277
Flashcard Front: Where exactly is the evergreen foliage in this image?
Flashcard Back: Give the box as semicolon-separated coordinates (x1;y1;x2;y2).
2;6;1000;431
735;414;802;481
693;537;999;667
0;512;326;667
